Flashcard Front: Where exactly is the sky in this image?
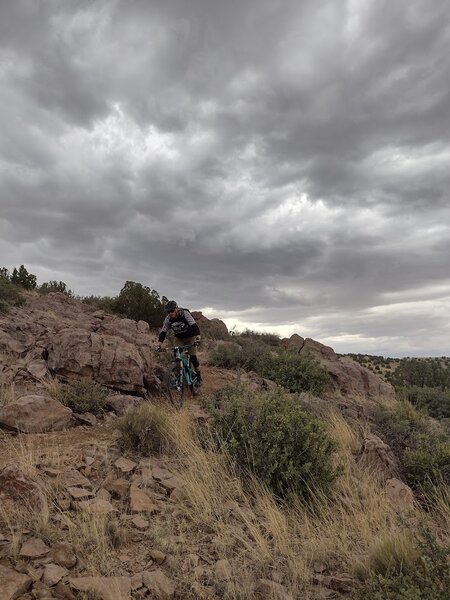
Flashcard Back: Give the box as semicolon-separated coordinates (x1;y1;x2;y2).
1;0;449;357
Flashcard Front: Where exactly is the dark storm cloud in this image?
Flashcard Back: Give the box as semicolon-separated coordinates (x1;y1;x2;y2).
1;0;449;355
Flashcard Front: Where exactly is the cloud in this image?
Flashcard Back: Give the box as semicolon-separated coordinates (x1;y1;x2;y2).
0;0;449;356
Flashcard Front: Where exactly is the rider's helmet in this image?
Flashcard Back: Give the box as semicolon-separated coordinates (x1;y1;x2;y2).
165;300;178;313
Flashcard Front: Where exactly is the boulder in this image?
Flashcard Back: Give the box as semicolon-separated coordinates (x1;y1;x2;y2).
69;576;131;600
357;434;398;480
386;478;415;512
282;335;395;400
0;564;32;600
142;569;176;599
0;464;47;509
0;395;72;433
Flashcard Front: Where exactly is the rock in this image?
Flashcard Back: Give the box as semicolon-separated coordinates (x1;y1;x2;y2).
357;434;398;479
96;488;112;502
106;395;141;416
73;412;97;426
105;478;130;498
51;542;77;569
0;395;72;433
19;538;50;559
26;359;48;380
0;464;47;510
149;549;166;565
322;574;354;593
60;469;92;489
151;466;174;481
386;478;415;512
142;569;176;599
129;485;159;513
78;498;117;513
0;563;32;600
281;335;396;400
131;516;149;530
53;581;77;600
214;558;232;581
114;457;137;475
255;578;293;599
42;563;68;586
69;576;131;600
66;486;95;500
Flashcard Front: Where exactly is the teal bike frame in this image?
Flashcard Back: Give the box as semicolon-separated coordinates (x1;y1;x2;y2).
160;341;199;407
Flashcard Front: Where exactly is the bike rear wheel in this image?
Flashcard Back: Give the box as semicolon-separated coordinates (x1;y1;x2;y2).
165;361;185;408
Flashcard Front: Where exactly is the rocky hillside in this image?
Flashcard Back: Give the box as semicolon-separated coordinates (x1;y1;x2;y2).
1;292;448;600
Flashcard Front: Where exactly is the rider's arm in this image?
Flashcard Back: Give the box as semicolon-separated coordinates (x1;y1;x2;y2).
183;310;200;337
158;315;171;343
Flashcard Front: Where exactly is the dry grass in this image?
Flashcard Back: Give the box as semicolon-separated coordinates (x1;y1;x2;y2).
0;382;17;406
150;408;430;598
1;402;447;599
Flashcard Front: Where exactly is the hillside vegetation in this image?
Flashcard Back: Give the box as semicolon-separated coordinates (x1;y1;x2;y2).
0;265;449;599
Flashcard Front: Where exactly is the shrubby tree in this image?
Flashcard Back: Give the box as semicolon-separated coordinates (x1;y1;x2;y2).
112;281;168;326
0;267;10;280
39;280;72;295
10;265;37;290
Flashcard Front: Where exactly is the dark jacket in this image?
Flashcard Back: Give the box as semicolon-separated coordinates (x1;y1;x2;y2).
158;309;200;342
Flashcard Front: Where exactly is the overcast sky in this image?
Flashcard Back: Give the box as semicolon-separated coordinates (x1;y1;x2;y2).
1;0;449;357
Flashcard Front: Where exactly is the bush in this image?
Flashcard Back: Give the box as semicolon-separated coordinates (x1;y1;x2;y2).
209;385;339;502
352;528;450;600
82;295;117;313
39;280;73;295
10;265;37;290
0;276;24;313
116;403;172;455
257;350;330;395
112;281;168;326
209;337;330;395
49;379;108;415
398;386;450;420
373;402;450;494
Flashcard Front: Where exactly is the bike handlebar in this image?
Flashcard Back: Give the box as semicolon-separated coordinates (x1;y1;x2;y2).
155;341;200;353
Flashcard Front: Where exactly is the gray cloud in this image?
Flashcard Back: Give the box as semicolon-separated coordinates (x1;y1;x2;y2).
1;0;449;356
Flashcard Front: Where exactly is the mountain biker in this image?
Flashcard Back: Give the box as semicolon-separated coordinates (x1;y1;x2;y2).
157;300;202;384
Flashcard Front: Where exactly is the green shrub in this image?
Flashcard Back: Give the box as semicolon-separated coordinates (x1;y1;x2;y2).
39;280;73;295
10;265;37;290
49;379;108;415
373;402;450;495
352;528;450;600
116;403;172;455
210;337;330;395
0;277;25;313
112;281;168;326
82;295;117;313
257;350;330;395
209;385;339;502
398;386;450;420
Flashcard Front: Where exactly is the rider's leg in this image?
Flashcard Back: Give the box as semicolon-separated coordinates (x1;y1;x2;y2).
174;336;202;383
190;355;202;383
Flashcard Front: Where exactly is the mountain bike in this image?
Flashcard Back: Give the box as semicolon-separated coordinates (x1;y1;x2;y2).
156;341;200;408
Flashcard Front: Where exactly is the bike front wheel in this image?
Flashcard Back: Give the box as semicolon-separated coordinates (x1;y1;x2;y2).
165;361;185;408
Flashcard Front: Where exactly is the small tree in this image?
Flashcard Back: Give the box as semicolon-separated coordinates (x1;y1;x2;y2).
39;280;72;295
0;267;10;280
112;281;168;326
10;265;37;290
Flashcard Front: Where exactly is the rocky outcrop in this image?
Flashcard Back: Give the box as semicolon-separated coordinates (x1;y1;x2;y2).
192;311;229;340
0;395;72;432
0;292;160;395
282;335;395;400
357;434;399;480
